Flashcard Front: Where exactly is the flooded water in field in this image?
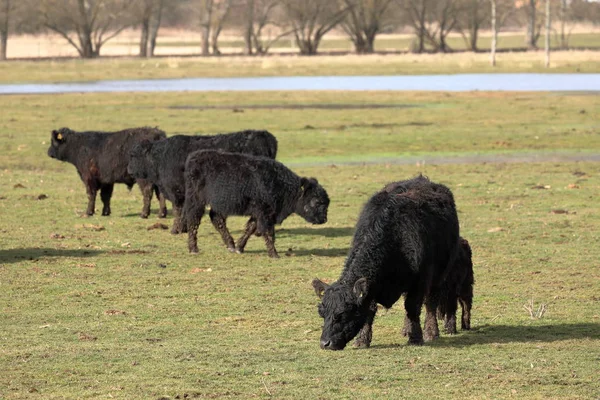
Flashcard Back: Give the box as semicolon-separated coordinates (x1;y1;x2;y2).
0;73;599;94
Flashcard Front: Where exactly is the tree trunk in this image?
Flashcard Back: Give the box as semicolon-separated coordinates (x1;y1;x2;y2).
243;0;254;55
416;0;426;53
544;0;550;67
0;0;8;60
139;18;150;57
199;0;212;56
526;0;537;49
76;0;96;58
559;0;567;49
211;24;222;55
469;0;479;52
147;0;164;57
490;0;497;66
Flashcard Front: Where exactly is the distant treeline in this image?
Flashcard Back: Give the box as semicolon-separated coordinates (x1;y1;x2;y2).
0;0;599;60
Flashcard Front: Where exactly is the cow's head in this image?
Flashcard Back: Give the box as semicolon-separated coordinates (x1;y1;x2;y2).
312;278;370;350
127;140;154;179
296;177;329;224
47;128;73;160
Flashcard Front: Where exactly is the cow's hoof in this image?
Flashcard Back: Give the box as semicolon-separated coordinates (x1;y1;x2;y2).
140;213;149;219
227;247;236;253
353;340;371;349
269;253;280;259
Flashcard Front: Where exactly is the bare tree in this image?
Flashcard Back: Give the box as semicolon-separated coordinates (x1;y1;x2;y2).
426;0;461;52
339;0;394;54
282;0;349;55
198;0;232;55
401;0;430;53
522;0;542;49
457;0;489;51
39;0;135;58
236;0;292;55
400;0;460;53
136;0;165;57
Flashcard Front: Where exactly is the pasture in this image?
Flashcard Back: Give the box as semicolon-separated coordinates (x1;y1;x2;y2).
0;90;599;399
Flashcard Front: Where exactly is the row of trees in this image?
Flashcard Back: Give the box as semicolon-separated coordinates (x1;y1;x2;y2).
0;0;599;60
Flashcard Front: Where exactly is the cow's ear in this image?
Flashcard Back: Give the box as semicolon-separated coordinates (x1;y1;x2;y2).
52;130;65;143
353;278;369;304
300;177;309;194
312;278;329;299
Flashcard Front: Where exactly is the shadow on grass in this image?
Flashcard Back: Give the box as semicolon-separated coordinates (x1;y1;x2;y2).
370;323;600;349
436;323;600;346
0;248;103;264
241;247;350;258
278;226;354;238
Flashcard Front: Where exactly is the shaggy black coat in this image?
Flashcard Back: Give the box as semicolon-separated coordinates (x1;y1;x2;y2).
127;130;278;234
313;175;460;350
438;237;474;334
183;150;329;258
47;127;167;218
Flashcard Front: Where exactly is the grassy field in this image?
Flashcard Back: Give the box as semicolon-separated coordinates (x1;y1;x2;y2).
1;90;599;399
1;50;600;84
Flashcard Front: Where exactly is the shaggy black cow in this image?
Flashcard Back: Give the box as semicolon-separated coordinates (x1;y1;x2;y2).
183;150;329;258
438;237;474;334
47;127;167;218
313;175;460;350
127;130;278;234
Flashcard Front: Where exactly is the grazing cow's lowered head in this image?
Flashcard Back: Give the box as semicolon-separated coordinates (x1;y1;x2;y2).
127;140;156;181
312;278;371;350
47;127;74;160
296;178;329;225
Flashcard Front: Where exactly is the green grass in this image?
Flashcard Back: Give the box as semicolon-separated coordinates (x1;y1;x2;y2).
1;91;599;399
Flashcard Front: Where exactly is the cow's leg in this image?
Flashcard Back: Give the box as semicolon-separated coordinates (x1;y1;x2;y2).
403;290;424;345
185;202;205;254
138;179;153;219
171;203;184;234
99;183;114;216
424;290;440;342
155;185;167;218
84;180;98;216
459;294;472;331
442;292;458;334
263;225;279;258
353;301;377;348
209;210;235;252
235;217;257;254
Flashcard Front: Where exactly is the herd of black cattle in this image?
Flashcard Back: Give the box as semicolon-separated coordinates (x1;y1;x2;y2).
47;126;474;350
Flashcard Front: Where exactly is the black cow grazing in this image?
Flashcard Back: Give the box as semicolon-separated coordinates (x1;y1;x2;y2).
312;175;460;350
47;127;167;218
438;237;474;334
183;150;329;258
127;130;278;234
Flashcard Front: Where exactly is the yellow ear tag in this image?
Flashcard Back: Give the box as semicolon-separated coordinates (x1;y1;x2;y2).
359;293;363;298
57;133;63;140
300;185;305;192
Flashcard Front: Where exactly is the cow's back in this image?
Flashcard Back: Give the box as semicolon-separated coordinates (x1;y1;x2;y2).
94;127;165;183
342;176;460;308
185;150;297;215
